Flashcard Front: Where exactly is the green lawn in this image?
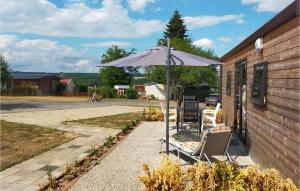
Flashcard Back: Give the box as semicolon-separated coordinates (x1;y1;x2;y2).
65;112;142;129
0;120;77;171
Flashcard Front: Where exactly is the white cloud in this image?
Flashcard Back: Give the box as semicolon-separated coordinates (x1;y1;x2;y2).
127;0;155;13
192;38;214;48
0;35;18;49
218;36;232;42
83;41;131;47
0;0;163;38
241;0;293;12
0;34;96;72
184;14;245;29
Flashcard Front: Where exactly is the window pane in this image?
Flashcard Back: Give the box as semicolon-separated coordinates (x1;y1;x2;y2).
251;62;267;106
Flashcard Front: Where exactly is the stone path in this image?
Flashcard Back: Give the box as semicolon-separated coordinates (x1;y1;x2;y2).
0;106;143;191
69;122;253;191
69;122;165;191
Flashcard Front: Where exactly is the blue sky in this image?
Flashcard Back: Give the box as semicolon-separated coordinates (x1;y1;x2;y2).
0;0;294;72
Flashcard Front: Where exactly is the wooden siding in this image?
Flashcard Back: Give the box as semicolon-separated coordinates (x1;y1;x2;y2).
221;16;300;185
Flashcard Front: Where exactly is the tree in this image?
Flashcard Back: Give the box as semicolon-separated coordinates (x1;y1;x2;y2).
101;45;135;64
0;55;12;88
164;10;188;39
150;10;219;88
100;46;135;87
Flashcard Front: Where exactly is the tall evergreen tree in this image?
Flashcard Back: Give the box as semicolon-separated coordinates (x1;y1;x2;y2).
163;10;188;39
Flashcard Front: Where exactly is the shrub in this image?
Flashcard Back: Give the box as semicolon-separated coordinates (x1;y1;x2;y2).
103;136;114;148
139;155;186;191
140;156;299;191
148;94;157;100
143;108;164;121
126;88;138;99
77;84;88;93
89;146;102;157
121;124;132;134
100;86;116;98
188;162;215;191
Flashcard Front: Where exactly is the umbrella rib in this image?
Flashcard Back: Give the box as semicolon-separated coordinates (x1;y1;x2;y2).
170;54;184;66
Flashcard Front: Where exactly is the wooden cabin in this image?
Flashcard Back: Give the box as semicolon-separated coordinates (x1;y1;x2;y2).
220;0;299;185
11;72;62;95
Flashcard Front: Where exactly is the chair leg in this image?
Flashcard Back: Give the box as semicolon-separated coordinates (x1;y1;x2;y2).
226;153;234;163
159;139;164;153
203;153;212;166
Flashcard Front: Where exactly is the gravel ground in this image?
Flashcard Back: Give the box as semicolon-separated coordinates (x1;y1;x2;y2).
69;122;166;191
0;106;143;127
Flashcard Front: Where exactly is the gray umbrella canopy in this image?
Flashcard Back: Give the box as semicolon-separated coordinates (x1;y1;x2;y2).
98;43;223;154
98;46;222;67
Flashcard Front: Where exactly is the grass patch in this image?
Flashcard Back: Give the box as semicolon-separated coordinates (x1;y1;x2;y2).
0;120;77;171
65;112;142;129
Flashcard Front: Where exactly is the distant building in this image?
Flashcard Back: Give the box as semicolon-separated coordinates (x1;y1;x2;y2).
60;78;76;95
11;72;62;95
113;85;130;96
133;84;145;95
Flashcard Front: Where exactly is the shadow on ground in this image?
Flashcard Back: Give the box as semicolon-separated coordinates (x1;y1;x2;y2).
0;103;44;111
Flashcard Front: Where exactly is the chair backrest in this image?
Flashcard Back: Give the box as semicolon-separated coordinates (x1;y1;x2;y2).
183;95;196;102
213;103;221;118
194;127;232;158
183;100;199;122
160;102;167;119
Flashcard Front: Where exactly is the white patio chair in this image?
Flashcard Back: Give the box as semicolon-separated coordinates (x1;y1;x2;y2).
160;102;177;121
201;103;221;132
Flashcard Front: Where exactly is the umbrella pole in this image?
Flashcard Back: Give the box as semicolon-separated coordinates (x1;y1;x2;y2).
165;38;171;155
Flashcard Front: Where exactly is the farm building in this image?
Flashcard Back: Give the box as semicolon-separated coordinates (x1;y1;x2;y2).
221;0;299;185
11;72;62;95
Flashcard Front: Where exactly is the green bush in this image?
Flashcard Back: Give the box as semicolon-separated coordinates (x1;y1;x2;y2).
103;136;114;148
126;88;138;99
121;124;132;134
77;84;88;93
88;86;116;98
100;86;116;98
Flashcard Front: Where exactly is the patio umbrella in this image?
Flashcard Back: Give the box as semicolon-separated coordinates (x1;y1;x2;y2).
98;39;223;154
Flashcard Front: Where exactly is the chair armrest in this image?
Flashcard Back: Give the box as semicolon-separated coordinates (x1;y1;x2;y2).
202;109;214;113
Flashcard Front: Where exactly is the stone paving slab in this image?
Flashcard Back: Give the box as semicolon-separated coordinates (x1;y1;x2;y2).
0;106;143;191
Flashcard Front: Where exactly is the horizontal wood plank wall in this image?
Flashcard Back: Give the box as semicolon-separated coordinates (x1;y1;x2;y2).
221;16;300;185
